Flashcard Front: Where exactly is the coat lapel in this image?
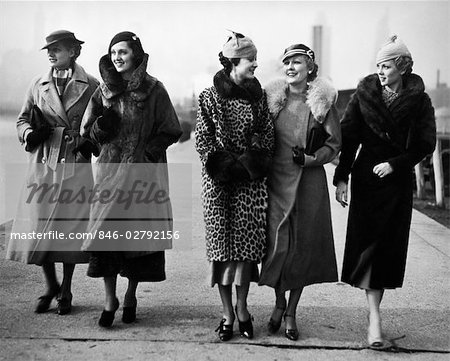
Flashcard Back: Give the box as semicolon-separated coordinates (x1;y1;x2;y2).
40;70;70;127
62;64;89;113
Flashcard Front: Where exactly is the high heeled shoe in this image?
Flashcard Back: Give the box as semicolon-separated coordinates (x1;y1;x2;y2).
122;303;137;324
98;298;119;328
215;318;234;341
367;316;384;349
35;285;61;313
235;306;254;339
56;293;72;315
267;306;286;334
284;314;299;341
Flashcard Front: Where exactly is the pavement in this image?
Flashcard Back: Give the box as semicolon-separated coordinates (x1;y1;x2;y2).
0;139;449;361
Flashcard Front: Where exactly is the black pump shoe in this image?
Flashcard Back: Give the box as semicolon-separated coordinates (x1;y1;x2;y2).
98;298;119;328
268;306;286;334
122;305;137;324
56;293;72;315
235;306;254;339
284;314;299;341
35;285;61;313
215;318;234;341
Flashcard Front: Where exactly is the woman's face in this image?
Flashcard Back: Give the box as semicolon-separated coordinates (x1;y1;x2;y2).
233;56;258;82
283;55;309;86
47;42;74;69
110;41;135;77
377;59;403;90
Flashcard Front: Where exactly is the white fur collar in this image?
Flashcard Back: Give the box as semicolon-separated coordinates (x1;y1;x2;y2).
265;77;337;123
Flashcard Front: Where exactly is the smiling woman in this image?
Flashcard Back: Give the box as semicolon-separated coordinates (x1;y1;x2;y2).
195;31;274;342
333;35;436;349
80;31;182;328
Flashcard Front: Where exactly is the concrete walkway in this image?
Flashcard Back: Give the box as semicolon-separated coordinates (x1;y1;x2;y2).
0;139;449;361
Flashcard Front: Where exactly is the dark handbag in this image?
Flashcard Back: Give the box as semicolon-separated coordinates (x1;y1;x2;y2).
30;104;50;131
305;123;328;154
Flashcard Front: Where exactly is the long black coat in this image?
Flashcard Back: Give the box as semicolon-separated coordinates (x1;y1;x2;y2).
333;73;436;289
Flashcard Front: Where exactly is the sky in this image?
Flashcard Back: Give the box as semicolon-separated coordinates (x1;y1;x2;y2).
0;0;449;103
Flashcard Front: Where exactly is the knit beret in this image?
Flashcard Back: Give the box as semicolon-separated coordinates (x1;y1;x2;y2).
376;35;411;64
222;31;257;59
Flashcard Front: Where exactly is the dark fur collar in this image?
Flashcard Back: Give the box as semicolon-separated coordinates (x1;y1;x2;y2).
99;53;155;99
356;73;427;149
213;69;263;103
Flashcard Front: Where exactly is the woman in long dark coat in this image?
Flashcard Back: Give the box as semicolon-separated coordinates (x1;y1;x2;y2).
7;30;98;315
80;31;182;327
334;36;436;348
195;31;274;341
259;44;341;341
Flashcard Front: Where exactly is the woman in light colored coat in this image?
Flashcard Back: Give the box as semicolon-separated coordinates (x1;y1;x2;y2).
259;44;341;341
7;30;99;315
80;31;182;327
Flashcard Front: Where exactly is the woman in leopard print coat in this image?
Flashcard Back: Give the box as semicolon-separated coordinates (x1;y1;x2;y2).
195;32;274;341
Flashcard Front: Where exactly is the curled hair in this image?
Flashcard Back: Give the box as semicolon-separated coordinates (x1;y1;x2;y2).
218;51;240;75
126;40;145;67
304;56;319;82
58;39;82;63
394;55;413;76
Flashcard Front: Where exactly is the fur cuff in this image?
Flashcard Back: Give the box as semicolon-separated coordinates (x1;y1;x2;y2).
205;150;236;182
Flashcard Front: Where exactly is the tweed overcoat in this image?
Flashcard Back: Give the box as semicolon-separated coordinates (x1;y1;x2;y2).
259;78;341;291
80;54;182;256
195;70;274;262
333;73;436;289
7;63;99;264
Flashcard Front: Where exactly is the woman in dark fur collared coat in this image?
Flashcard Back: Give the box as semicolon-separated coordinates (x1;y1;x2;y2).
259;44;341;341
80;31;182;327
334;36;436;348
195;32;274;341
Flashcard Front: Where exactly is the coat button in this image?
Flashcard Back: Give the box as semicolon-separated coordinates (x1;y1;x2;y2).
41;157;46;164
61;158;65;164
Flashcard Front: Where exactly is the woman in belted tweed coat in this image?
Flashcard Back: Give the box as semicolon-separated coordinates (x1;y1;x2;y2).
6;30;99;315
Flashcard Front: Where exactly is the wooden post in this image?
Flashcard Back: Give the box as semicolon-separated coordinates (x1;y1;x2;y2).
432;137;445;208
414;163;426;199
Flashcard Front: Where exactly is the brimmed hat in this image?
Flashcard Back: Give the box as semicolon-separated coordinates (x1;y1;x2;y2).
281;44;315;63
376;35;411;64
222;30;257;59
41;30;84;50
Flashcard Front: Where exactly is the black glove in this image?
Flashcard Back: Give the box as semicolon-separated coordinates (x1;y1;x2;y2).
292;146;305;166
25;126;53;152
96;107;120;133
72;138;100;159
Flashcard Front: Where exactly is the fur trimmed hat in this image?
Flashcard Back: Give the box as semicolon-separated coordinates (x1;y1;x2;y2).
376;35;411;64
222;30;257;59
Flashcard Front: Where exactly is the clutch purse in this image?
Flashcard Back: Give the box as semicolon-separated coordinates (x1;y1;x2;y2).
305;124;328;154
30;104;49;130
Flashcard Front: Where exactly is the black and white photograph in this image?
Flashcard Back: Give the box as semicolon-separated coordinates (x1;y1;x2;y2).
0;1;448;360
